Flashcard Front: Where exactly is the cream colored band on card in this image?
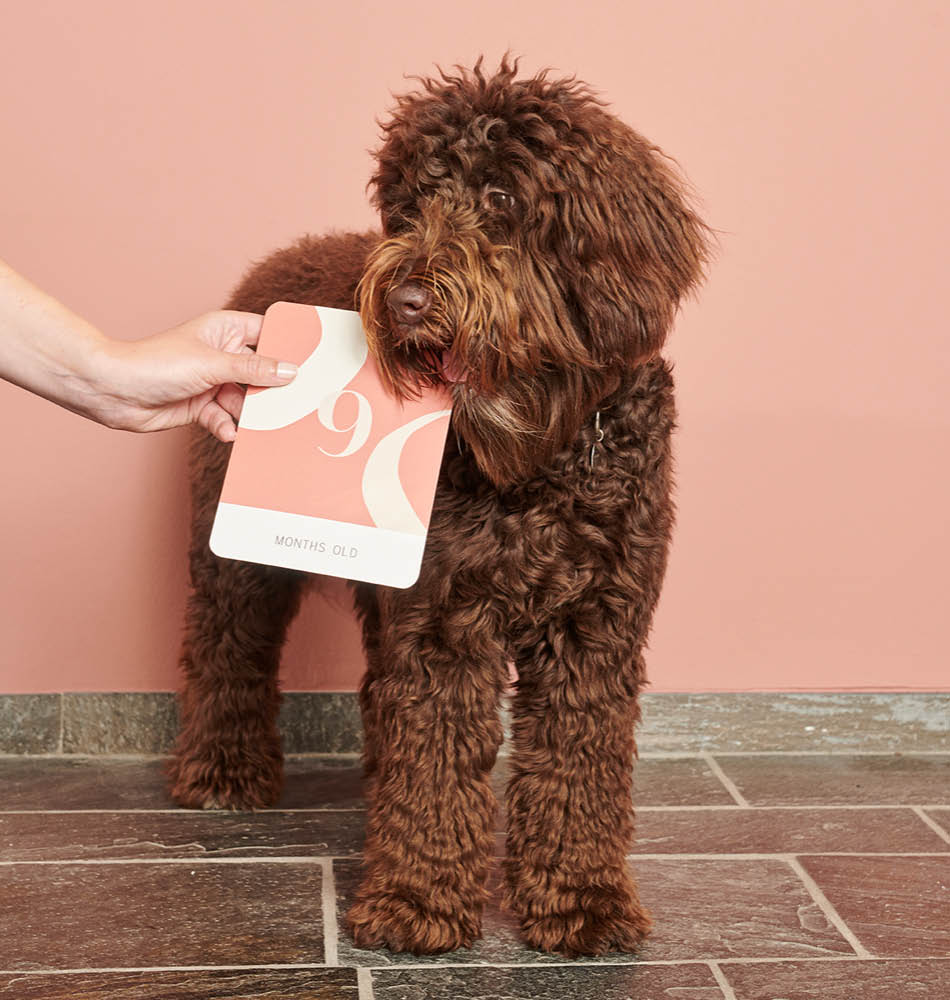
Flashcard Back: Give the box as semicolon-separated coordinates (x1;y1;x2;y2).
209;502;426;588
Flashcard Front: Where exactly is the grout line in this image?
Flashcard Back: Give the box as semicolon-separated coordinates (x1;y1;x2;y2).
912;806;950;844
0;753;170;761
635;804;949;812
0;752;361;762
2;749;948;761
6;851;949;869
0;857;334;867
3;804;950;816
356;967;375;999
0;964;337;976
57;694;64;755
320;858;339;966
784;856;872;959
640;750;950;758
701;754;750;807
625;852;950;860
0;808;367;815
712;955;950;966
5;956;950;976
363;954;950;970
284;753;363;759
708;960;739;1000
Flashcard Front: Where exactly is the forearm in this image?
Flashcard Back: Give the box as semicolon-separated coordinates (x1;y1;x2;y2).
0;258;116;421
0;258;291;440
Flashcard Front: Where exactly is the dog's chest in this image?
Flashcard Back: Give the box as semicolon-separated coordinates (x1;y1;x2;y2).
419;443;634;623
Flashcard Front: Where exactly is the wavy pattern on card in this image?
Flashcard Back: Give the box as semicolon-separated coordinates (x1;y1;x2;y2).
240;308;368;431
362;410;452;535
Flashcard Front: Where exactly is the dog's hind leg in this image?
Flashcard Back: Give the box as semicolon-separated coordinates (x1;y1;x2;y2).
169;433;305;810
346;580;508;954
168;230;375;810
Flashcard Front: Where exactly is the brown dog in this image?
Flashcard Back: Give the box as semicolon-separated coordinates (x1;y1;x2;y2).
170;59;709;957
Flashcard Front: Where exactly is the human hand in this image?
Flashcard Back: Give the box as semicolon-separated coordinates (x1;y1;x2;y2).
91;311;297;441
0;261;299;440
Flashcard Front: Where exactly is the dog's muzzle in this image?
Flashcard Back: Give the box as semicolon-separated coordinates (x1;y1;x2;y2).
382;279;467;385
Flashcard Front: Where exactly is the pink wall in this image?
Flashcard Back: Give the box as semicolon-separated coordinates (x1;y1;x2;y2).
2;1;947;694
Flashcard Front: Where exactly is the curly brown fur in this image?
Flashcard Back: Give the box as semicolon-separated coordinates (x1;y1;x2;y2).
360;59;707;486
172;57;709;957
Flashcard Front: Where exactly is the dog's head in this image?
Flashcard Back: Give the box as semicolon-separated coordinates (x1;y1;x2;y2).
359;59;710;487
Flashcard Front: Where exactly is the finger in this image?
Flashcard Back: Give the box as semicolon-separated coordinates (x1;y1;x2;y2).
225;351;298;387
216;382;245;422
217;310;264;348
197;399;238;442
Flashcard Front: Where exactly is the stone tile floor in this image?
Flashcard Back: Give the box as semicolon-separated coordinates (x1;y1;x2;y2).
0;752;948;998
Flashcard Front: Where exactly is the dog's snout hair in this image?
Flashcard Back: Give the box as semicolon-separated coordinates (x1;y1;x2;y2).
359;200;526;396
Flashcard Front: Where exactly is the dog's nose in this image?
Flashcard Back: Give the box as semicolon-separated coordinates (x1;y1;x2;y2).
386;281;432;326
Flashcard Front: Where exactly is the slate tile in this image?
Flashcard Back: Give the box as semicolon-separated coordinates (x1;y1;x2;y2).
636;693;950;753
723;957;950;999
637;858;854;961
369;963;726;999
633;757;739;807
59;692;364;756
0;694;60;754
0;809;365;861
280;757;365;809
0;756;364;812
0;968;359;999
280;693;363;754
799;855;950;957
62;693;179;755
713;754;950;806
333;855;853;967
0;861;325;970
0;757;174;810
492;755;737;808
633;807;950;855
10;691;949;758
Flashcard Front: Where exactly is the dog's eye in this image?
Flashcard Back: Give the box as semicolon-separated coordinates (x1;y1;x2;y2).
485;189;516;212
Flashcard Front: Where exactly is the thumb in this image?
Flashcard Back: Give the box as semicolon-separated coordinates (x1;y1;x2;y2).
220;350;298;387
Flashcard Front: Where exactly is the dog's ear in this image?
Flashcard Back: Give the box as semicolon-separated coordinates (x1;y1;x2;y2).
555;114;711;368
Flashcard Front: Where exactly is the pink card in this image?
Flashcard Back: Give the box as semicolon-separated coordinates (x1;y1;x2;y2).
210;302;452;587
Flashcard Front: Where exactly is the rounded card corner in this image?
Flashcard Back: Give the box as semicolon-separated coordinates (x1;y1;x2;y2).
391;565;423;589
207;531;227;561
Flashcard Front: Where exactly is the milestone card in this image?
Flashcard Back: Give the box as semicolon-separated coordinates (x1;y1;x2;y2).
210;302;452;588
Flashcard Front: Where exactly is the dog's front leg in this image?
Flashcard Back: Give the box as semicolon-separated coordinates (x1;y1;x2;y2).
504;637;651;957
347;587;507;954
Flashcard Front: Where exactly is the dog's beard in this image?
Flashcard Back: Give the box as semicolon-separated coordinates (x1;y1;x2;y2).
358;207;528;397
451;366;617;487
358;207;605;487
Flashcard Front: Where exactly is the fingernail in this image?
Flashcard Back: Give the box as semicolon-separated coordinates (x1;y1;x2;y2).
276;362;298;381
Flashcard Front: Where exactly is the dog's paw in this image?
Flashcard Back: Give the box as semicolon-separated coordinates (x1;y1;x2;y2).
516;886;652;957
346;892;481;955
167;742;283;811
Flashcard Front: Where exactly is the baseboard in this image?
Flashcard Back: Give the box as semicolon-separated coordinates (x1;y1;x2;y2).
2;691;947;756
